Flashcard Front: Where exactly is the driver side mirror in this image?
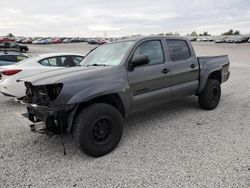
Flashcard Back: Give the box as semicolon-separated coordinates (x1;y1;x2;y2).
130;54;149;69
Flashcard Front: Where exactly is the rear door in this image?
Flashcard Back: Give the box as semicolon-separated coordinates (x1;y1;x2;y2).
128;39;171;112
165;39;199;99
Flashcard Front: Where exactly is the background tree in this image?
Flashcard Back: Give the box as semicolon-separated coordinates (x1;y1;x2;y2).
203;31;211;36
222;29;234;35
234;30;240;35
7;33;14;37
165;32;173;36
173;31;180;36
190;31;198;36
222;29;241;35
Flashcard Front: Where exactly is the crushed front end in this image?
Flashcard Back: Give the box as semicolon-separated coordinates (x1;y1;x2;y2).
22;82;76;135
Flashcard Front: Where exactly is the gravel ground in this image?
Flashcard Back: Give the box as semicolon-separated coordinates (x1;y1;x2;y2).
0;42;250;187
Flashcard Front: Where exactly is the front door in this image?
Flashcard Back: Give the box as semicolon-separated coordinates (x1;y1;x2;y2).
128;39;171;112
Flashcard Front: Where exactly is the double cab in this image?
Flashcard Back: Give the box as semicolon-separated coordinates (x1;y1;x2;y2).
21;36;230;157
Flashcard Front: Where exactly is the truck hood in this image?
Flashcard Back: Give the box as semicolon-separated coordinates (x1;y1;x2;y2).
18;66;115;86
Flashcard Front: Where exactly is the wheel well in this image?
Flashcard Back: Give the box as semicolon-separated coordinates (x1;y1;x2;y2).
208;70;222;83
78;94;126;118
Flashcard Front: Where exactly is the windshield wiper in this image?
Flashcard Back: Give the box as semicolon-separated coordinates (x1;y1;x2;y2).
87;63;107;67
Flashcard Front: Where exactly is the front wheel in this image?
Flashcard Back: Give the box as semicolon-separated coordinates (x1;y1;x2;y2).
198;79;221;110
73;103;123;157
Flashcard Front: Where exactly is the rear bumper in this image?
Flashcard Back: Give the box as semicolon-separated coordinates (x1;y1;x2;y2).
0;91;15;97
0;80;25;97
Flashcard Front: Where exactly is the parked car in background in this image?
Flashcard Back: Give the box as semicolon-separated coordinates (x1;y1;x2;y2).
189;37;197;42
248;38;250;43
234;37;243;43
15;37;26;43
0;37;15;43
207;36;214;42
202;37;209;42
196;37;203;42
22;38;33;44
0;53;84;98
226;37;235;43
88;39;98;45
0;42;29;52
38;38;52;44
0;51;29;66
51;38;62;44
32;38;43;44
215;37;227;43
63;38;72;43
98;39;110;45
234;36;249;43
70;38;81;43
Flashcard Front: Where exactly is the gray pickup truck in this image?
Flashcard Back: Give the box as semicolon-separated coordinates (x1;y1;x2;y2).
21;36;230;157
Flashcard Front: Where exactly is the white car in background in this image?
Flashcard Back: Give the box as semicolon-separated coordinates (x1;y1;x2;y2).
0;53;84;98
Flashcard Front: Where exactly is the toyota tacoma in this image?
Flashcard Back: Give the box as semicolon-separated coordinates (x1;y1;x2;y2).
20;36;230;157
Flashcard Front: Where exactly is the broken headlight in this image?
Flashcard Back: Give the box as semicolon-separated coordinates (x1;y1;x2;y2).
46;83;63;101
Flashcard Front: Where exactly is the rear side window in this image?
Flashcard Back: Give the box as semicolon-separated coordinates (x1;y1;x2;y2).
39;56;79;67
0;55;17;62
17;55;27;62
166;40;191;61
134;40;164;65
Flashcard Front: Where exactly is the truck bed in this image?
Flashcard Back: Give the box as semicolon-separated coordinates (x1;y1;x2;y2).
197;55;230;93
197;55;229;67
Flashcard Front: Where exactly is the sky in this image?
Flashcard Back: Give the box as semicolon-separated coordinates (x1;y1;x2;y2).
0;0;250;37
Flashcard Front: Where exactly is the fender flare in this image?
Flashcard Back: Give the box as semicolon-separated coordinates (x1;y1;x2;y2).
197;68;222;94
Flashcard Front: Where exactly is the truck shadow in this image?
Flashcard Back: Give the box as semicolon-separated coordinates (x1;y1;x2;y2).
25;96;200;159
125;96;199;125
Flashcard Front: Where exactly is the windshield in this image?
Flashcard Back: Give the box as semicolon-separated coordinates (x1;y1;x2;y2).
80;41;134;66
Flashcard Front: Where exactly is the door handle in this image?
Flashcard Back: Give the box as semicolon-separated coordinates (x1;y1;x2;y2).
190;64;196;69
161;68;170;74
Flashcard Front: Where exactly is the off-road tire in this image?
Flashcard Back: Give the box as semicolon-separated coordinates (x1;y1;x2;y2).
198;79;221;110
73;103;123;157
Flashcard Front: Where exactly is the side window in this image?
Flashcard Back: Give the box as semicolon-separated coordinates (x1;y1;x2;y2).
39;57;62;67
62;56;77;67
39;59;50;66
133;40;164;65
47;57;58;66
10;43;17;48
39;56;79;67
0;55;17;62
166;40;191;61
72;56;84;64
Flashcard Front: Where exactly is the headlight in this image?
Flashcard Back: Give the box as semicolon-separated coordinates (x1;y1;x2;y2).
46;83;63;101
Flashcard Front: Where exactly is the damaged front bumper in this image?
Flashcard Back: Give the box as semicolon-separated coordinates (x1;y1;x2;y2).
22;102;77;135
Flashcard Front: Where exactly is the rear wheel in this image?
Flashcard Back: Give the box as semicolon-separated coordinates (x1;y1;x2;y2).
73;103;123;157
198;79;221;110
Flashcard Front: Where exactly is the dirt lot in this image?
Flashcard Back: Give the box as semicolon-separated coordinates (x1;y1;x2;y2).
0;42;250;187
